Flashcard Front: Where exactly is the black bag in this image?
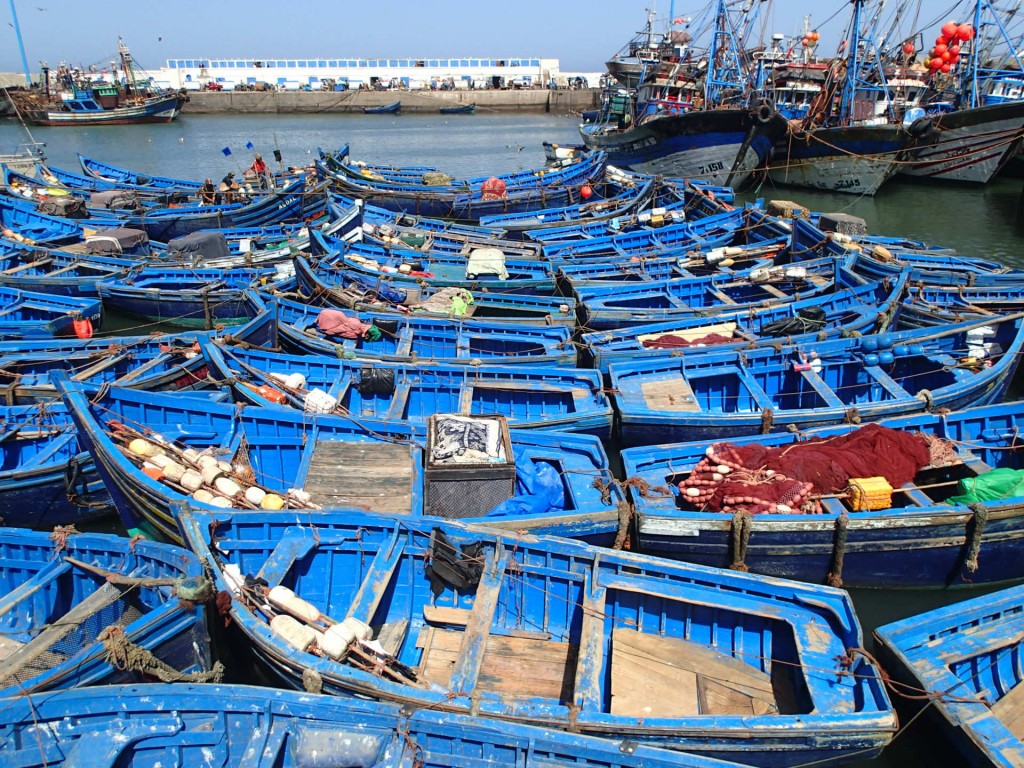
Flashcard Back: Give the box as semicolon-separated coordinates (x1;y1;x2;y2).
371;318;400;336
37;196;89;219
353;366;396;396
425;528;484;597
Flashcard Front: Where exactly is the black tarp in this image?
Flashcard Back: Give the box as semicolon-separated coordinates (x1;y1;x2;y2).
85;227;149;254
37;196;89;219
165;231;231;263
89;190;142;210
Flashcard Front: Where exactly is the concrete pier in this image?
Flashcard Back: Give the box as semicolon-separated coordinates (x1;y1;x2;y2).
182;88;600;114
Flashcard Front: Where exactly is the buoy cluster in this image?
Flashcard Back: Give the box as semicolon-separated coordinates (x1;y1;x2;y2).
801;30;820;49
111;424;320;511
928;21;974;74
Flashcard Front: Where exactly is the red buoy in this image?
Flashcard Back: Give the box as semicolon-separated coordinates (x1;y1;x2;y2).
580;184;593;199
73;317;93;339
941;20;959;39
480;176;507;201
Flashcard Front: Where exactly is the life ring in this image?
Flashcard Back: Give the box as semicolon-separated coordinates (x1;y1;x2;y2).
752;98;776;125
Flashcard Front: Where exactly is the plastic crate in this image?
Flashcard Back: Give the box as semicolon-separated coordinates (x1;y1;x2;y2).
424;414;515;519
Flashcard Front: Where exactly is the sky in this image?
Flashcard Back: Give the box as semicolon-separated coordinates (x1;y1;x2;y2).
0;0;982;78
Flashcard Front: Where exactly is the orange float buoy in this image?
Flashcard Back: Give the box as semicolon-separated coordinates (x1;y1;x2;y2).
902;42;915;56
580;184;593;199
480;176;507;201
957;23;974;41
73;317;93;339
941;20;959;39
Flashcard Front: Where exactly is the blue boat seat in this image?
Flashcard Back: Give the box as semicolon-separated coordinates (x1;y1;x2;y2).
900;483;934;507
445;546;510;694
572;572;607;712
0;559;72;620
346;527;406;626
797;368;846;409
861;366;914;401
255;526;318;586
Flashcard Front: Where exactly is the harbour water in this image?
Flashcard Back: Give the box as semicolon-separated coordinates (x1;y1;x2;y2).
4;112;1024;766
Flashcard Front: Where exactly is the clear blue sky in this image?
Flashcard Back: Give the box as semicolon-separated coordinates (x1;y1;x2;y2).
0;0;980;77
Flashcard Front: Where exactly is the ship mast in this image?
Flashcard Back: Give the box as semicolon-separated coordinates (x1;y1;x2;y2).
8;0;33;86
118;38;139;96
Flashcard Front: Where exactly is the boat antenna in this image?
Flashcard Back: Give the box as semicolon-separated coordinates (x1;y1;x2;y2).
8;0;33;86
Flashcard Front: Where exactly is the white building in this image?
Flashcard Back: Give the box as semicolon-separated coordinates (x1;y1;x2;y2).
153;55;579;91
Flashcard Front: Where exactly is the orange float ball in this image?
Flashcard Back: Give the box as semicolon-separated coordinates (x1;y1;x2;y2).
903;42;915;55
940;62;952;73
933;43;948;57
941;21;958;38
581;185;593;199
930;57;944;70
957;23;974;40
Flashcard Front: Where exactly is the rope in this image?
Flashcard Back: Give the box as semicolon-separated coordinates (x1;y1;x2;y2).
612;501;633;551
99;625;225;683
827;513;849;588
964;503;988;574
760;407;774;434
729;509;752;572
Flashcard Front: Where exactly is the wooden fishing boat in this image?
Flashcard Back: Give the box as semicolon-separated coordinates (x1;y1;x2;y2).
0;248;135;297
55;379;624;546
874;584;1024;767
310;230;557;294
581;271;906;372
289;261;577;327
900;282;1024;328
77;153;204;191
622;398;1024;587
264;290;578;366
0;196;87;246
610;313;1024;445
0;286;103;340
0;526;215;697
0;683;743;768
439;101;476;114
575;255;845;330
96;267;276;329
363;100;401;114
177;506;896;768
0;403;111;526
323;150;607;222
198;336;614;437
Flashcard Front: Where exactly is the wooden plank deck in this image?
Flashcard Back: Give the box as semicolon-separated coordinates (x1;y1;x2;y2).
610;628;777;718
304;441;414;514
641;378;701;412
417;626;577;701
993;680;1024;740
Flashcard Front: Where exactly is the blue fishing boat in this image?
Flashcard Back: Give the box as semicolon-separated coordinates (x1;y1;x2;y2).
198;336;614;437
292;255;576;327
55;378;624;546
0;526;216;696
0;403;110;526
264;290;578;365
177;506;896;768
622;398;1024;587
581;271;907;372
875;584;1024;767
439;101;476;114
901;282;1024;327
610;313;1024;445
0;195;86;246
363;100;401;114
0;248;135;297
575;255;845;330
77;153;204;191
0;683;743;768
580;1;788;189
0;286;103;340
310;229;557;294
324;150;607;221
96;267;276;329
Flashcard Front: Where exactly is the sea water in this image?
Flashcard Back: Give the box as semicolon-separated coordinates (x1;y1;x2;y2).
4;112;1024;766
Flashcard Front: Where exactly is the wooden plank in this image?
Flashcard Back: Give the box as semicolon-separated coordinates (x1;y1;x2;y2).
610;628;777;718
346;528;405;624
573;579;607;712
305;440;414;514
423;605;472;626
255;526;318;586
992;680;1024;741
641;378;701;412
798;368;846;409
447;550;509;693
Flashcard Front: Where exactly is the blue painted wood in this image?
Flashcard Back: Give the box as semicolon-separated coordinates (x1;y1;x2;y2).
611;313;1024;445
875;584;1024;768
0;682;743;768
622;398;1024;587
176;506;896;768
199;336;614;437
55;378;624;546
0;527;212;697
0;286;103;340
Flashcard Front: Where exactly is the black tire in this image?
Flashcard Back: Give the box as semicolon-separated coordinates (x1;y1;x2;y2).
753;98;776;125
907;115;935;140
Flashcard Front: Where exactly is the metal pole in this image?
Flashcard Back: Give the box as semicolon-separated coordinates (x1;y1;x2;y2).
8;0;33;86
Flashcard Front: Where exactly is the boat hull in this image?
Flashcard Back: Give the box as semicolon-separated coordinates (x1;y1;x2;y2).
580;109;784;188
767;124;909;195
899;101;1024;184
23;92;187;126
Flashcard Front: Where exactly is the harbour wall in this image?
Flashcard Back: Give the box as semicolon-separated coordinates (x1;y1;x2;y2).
183;89;600;114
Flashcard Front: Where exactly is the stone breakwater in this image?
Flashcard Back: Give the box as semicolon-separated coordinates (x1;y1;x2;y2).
184;89;600;114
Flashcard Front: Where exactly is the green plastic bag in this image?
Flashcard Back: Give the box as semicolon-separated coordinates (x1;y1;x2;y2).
362;325;382;342
947;468;1024;505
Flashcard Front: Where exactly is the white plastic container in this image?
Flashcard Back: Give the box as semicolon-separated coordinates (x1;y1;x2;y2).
304;388;338;414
